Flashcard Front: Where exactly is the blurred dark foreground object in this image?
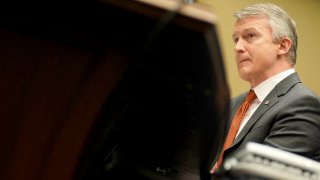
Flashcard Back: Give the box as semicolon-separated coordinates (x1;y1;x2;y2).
0;0;229;179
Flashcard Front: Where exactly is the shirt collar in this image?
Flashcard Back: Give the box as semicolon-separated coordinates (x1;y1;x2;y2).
253;69;295;102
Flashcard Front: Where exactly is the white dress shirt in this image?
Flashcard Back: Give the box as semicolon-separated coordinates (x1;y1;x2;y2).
236;68;295;137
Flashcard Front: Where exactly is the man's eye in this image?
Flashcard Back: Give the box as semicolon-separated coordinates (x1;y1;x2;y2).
247;33;255;38
233;38;239;43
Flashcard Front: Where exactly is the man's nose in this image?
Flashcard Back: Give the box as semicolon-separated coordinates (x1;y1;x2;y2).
234;39;245;52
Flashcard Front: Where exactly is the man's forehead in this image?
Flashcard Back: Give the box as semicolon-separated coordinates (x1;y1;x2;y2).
233;18;271;35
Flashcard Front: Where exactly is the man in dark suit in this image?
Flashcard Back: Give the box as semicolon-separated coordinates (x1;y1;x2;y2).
210;3;320;175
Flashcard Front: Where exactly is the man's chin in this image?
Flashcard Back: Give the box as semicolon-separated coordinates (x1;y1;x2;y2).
238;71;251;82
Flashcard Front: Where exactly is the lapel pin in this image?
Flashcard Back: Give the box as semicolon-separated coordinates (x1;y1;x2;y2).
264;100;270;105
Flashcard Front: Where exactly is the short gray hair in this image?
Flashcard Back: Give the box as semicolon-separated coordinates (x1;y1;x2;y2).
234;3;298;65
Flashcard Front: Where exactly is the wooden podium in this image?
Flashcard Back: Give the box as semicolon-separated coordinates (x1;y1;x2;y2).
0;0;229;179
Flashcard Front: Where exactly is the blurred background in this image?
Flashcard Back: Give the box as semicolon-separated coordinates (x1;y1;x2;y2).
198;0;320;97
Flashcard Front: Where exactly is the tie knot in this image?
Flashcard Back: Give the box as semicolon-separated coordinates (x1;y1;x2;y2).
246;89;257;104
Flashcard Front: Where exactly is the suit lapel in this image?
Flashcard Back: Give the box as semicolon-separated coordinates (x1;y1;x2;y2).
232;95;279;146
230;73;301;148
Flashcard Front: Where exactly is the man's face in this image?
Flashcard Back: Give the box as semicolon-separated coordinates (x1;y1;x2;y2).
232;16;280;86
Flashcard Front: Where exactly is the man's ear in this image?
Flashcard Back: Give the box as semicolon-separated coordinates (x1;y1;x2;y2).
277;37;292;55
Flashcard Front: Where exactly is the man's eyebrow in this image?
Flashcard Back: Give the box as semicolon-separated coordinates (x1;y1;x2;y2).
243;27;258;33
232;27;258;39
232;31;240;39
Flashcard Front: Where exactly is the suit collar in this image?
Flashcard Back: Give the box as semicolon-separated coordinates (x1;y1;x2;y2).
274;72;301;96
254;69;296;103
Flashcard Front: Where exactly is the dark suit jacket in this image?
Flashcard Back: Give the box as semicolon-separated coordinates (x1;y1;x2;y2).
219;73;320;167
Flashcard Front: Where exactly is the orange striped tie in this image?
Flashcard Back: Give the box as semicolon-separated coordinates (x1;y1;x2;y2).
210;89;256;174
